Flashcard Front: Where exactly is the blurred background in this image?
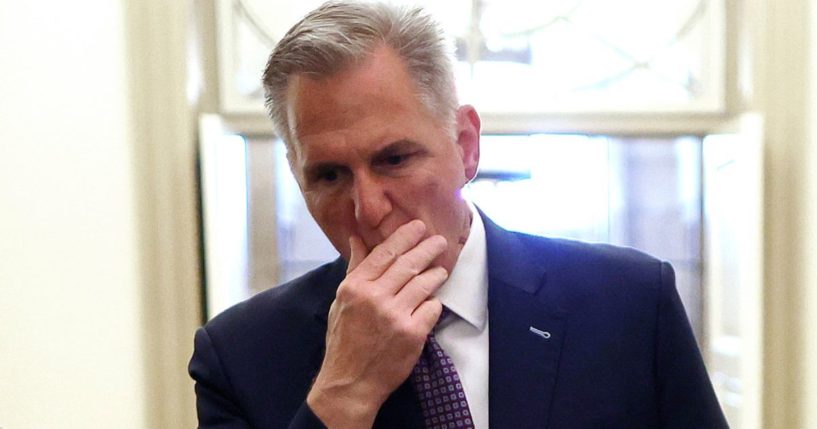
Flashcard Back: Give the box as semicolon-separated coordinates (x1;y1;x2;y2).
1;0;815;427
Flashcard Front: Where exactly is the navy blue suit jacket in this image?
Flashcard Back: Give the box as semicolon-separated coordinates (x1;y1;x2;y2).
189;215;728;428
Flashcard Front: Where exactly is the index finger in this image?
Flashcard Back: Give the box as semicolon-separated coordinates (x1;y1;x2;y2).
347;235;368;274
351;219;427;280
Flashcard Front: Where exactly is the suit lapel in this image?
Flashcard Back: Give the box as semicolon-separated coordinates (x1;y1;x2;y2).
484;214;567;428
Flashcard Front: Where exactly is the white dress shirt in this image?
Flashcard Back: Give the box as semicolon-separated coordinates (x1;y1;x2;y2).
434;201;490;428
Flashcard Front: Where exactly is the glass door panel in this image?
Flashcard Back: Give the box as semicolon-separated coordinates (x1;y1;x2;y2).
702;114;764;429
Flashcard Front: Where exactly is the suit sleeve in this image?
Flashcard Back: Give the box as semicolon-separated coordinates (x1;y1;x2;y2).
189;327;251;428
654;262;730;428
189;327;328;429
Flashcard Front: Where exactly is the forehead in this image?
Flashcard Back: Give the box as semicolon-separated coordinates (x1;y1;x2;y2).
286;46;433;146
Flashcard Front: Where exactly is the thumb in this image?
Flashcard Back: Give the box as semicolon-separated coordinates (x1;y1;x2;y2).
347;235;368;274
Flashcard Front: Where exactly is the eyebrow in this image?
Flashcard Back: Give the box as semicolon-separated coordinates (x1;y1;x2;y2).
372;139;423;160
302;138;424;178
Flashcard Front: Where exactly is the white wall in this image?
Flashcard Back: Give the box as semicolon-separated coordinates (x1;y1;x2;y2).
0;1;146;427
803;2;817;425
758;0;817;427
0;0;199;427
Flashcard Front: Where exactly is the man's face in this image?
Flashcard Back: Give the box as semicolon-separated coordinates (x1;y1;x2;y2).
286;45;480;272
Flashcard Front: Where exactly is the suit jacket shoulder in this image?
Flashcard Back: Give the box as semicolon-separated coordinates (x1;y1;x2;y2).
485;220;670;316
190;259;346;428
207;258;344;339
484;220;726;428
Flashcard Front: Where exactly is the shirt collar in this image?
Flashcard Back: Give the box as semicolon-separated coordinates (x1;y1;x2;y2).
435;201;489;330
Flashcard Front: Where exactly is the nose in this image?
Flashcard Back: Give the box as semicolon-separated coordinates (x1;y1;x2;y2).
352;171;392;229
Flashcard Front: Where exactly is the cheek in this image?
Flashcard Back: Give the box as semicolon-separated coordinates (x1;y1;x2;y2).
304;186;344;214
407;175;463;223
302;191;323;220
421;179;450;201
304;195;357;259
420;167;463;200
304;192;352;235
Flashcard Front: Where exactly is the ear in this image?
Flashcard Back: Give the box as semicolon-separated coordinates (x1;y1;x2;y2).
455;105;481;183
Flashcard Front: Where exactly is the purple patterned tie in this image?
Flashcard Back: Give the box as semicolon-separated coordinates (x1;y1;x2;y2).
411;308;475;429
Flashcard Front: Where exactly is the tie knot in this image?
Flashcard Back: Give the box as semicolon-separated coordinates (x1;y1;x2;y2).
435;306;453;329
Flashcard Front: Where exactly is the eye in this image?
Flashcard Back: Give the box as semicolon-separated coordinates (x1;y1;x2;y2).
319;168;339;182
377;152;412;168
385;154;405;166
309;166;342;184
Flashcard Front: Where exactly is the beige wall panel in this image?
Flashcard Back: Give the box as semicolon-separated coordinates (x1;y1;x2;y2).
0;0;200;427
0;1;147;427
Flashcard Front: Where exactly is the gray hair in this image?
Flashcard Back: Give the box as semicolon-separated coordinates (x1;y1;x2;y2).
261;1;458;149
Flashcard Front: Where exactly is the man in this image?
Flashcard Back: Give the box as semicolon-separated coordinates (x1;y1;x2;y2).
189;1;728;428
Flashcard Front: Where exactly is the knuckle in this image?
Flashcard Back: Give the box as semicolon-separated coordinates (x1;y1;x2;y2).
398;220;425;239
411;269;445;294
395;254;422;276
412;279;434;298
411;324;423;338
432;266;449;283
334;285;352;302
395;318;416;338
409;327;428;344
428;299;443;316
374;245;398;263
382;306;402;326
381;306;407;328
422;235;446;254
336;280;367;302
